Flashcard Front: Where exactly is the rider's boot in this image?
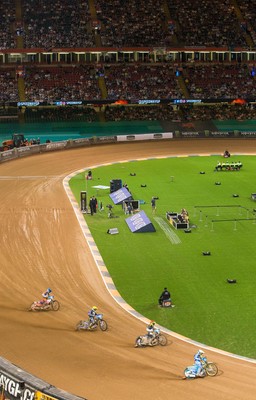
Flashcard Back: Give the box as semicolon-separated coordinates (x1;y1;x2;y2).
89;322;96;329
149;337;155;346
197;369;206;378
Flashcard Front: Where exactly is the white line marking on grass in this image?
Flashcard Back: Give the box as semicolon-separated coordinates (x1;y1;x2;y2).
153;217;181;244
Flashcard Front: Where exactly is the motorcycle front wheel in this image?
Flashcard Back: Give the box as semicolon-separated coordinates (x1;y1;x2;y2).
51;300;60;311
99;319;108;331
205;362;218;377
158;334;168;346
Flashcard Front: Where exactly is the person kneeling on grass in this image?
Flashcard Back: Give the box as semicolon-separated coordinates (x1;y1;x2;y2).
158;287;171;306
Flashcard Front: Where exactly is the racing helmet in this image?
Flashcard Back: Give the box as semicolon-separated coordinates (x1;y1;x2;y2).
47;288;52;293
198;349;204;355
150;320;155;325
92;306;98;310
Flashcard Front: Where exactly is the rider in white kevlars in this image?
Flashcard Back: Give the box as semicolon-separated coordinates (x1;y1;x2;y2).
194;349;205;376
146;320;158;344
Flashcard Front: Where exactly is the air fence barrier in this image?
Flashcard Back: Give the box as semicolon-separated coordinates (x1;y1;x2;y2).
2;129;256;163
0;132;176;163
116;132;173;141
0;357;86;400
193;205;256;231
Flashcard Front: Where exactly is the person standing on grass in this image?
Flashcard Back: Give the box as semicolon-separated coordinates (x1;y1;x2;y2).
89;197;94;215
151;197;156;214
91;196;97;213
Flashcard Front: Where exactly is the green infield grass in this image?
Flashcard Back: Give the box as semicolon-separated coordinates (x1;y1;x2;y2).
69;155;256;358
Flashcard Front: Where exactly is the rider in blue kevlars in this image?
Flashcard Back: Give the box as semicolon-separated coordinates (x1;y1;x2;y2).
194;349;205;376
88;306;98;328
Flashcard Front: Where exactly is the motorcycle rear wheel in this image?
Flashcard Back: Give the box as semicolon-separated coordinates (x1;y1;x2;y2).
75;321;84;331
158;334;168;346
99;319;108;331
51;300;60;311
135;337;143;347
205;362;218;377
28;303;35;311
184;367;195;379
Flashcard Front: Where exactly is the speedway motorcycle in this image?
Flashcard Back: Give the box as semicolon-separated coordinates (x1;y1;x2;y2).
28;295;60;311
75;314;108;331
135;328;168;347
183;356;218;379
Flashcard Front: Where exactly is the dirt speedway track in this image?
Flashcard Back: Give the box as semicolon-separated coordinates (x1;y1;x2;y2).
0;139;255;400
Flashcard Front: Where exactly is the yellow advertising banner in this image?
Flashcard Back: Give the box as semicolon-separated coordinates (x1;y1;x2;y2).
34;391;57;400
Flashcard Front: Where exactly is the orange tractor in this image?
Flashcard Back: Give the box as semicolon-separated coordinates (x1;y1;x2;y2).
0;133;25;151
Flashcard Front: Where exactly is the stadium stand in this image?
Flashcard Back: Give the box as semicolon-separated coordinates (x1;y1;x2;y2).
0;1;256;124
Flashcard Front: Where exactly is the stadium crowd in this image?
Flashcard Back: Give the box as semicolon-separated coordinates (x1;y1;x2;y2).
24;106;97;122
167;0;249;47
104;64;183;100
0;1;256;124
22;0;94;48
0;0;255;49
182;63;256;99
0;0;16;49
94;0;168;47
24;65;101;102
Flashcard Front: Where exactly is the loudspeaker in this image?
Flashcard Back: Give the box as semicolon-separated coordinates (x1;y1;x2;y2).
107;228;119;235
110;179;122;193
227;279;237;284
80;191;87;213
